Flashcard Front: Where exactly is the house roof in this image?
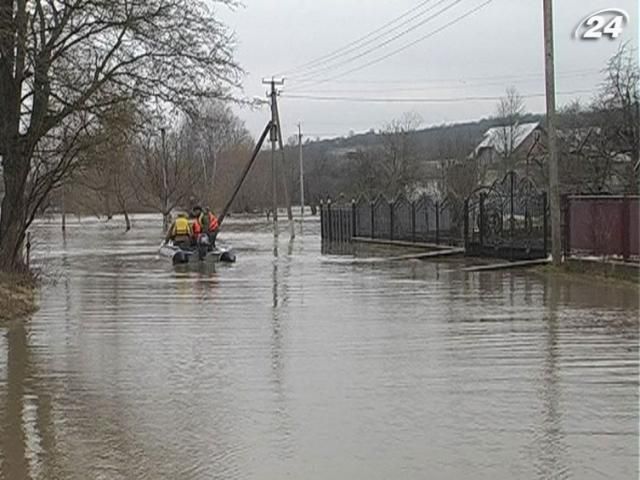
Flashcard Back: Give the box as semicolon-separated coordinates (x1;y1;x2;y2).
474;122;541;156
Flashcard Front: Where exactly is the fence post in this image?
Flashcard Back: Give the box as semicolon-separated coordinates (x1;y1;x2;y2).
351;199;357;240
345;208;349;243
370;202;375;239
435;201;440;245
320;200;325;240
479;193;485;248
463;199;469;251
621;197;630;261
411;201;416;243
425;200;429;240
327;199;333;242
510;171;515;260
542;193;548;259
563;195;571;259
343;208;347;243
389;201;395;241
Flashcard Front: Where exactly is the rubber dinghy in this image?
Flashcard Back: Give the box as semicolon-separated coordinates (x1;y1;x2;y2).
159;241;236;265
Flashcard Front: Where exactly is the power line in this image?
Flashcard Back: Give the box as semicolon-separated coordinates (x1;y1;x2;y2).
294;70;600;94
287;68;600;86
289;0;464;82
289;0;494;92
286;0;458;80
276;0;437;77
281;89;594;103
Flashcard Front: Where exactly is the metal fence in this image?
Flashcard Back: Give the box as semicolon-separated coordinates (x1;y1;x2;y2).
320;194;459;245
564;195;639;261
465;171;549;260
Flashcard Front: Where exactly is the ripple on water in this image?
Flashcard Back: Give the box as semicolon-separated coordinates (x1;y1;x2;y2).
0;215;637;480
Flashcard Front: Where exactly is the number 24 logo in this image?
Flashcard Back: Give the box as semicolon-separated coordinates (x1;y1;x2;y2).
574;9;629;40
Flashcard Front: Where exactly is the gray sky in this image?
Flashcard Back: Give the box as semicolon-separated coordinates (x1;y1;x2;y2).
221;0;639;140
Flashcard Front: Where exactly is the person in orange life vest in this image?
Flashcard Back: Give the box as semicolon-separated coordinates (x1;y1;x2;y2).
190;205;205;241
204;207;219;247
192;207;218;245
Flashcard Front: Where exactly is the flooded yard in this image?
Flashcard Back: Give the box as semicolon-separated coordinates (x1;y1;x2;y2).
0;215;637;479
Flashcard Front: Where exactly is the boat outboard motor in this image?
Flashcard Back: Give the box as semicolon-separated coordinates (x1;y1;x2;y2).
172;250;189;265
220;250;236;263
197;235;210;261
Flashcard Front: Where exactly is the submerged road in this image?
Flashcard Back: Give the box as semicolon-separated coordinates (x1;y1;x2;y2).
0;214;637;479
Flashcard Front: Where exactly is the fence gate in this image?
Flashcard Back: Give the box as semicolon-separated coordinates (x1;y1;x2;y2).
465;171;548;260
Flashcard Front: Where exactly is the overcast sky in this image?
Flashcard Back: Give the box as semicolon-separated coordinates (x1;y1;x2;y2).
220;0;639;140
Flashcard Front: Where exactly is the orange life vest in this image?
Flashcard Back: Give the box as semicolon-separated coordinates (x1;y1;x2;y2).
208;212;219;232
192;217;203;235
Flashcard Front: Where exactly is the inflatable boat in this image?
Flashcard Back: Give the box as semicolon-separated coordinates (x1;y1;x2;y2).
159;239;236;265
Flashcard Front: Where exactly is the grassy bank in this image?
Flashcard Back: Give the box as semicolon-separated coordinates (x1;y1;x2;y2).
537;260;639;287
0;273;38;322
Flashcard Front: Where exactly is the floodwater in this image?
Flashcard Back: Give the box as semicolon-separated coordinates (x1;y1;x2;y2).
0;214;638;480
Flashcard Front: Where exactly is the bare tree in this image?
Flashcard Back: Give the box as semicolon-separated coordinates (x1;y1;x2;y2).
131;121;201;220
544;46;639;194
494;87;526;174
379;112;423;197
0;0;241;271
183;101;253;209
70;103;139;229
347;147;383;198
593;43;639;192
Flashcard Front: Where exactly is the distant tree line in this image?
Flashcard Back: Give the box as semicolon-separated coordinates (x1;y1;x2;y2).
0;0;242;272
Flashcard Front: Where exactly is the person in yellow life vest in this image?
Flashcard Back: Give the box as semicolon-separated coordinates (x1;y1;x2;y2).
165;213;192;248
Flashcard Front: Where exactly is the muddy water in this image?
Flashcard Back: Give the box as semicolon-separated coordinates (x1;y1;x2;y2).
0;215;637;480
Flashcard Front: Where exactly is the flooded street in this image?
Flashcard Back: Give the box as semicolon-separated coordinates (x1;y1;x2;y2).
1;215;638;479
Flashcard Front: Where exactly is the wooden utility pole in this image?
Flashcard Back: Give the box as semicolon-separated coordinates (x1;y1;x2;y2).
218;122;272;225
273;89;296;239
61;180;66;233
263;78;284;236
543;0;562;265
298;123;305;218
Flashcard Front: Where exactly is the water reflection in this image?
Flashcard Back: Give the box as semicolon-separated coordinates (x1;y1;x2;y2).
531;275;568;480
0;215;637;480
3;323;29;480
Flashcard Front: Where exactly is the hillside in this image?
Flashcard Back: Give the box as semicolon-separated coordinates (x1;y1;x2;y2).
300;113;544;162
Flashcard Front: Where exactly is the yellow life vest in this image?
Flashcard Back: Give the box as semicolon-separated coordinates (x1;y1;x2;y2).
173;217;191;236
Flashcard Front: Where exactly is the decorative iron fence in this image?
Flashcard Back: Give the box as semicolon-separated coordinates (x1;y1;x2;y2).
320;194;460;245
464;171;549;260
564;195;639;261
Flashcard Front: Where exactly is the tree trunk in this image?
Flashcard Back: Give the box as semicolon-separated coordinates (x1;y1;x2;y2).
0;148;30;273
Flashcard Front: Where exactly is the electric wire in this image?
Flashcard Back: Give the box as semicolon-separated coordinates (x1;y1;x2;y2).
276;0;438;77
281;89;595;103
288;0;494;92
288;0;464;82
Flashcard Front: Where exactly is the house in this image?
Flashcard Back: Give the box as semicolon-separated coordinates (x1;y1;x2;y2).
470;121;637;194
472;122;542;185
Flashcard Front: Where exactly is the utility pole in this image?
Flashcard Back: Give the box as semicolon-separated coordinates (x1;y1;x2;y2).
272;87;296;238
61;180;66;233
263;78;285;236
298;123;305;218
160;127;169;232
543;0;562;266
